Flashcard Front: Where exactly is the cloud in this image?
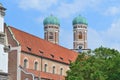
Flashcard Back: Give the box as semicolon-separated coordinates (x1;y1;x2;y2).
18;0;102;18
55;0;102;18
88;18;120;51
104;6;120;16
17;0;120;51
19;0;58;11
105;19;120;39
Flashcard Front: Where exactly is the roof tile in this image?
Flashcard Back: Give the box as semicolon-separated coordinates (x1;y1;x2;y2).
9;26;78;64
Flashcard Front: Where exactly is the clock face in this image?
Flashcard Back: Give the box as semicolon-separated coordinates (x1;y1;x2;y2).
79;46;82;49
77;45;82;49
77;45;83;53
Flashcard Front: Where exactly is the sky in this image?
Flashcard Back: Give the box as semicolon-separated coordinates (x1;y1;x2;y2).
1;0;120;51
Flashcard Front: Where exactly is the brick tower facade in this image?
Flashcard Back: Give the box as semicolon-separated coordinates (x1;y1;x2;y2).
43;15;60;44
73;15;88;49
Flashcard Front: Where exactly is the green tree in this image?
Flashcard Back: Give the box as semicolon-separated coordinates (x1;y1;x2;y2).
66;47;120;80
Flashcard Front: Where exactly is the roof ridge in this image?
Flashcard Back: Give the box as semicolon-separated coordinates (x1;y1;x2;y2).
9;26;74;52
9;26;45;41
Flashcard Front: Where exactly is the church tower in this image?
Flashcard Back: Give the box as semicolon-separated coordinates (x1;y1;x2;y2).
43;15;60;44
73;15;88;49
0;3;6;33
0;3;8;73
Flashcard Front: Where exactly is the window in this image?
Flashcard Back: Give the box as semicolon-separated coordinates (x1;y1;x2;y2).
24;59;28;68
78;32;82;39
49;32;53;39
52;66;55;74
34;62;38;70
27;47;31;51
60;57;63;60
39;50;44;54
50;54;54;58
44;64;47;72
68;59;71;63
60;68;63;75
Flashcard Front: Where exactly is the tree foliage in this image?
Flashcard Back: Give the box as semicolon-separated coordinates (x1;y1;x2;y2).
66;47;120;80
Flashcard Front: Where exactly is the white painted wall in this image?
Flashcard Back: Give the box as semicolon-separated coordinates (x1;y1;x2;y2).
0;45;8;73
0;5;8;73
0;14;4;32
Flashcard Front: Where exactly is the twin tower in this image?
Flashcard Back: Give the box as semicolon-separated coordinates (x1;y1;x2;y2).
43;15;88;50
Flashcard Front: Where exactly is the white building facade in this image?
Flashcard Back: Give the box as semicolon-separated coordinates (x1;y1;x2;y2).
0;3;8;73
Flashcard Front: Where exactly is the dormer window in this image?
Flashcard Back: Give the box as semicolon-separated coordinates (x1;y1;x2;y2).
27;47;31;51
50;54;54;58
68;59;72;63
39;50;43;54
60;57;63;60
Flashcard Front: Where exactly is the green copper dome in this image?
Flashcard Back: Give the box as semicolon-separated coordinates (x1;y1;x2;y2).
43;15;60;26
73;15;88;25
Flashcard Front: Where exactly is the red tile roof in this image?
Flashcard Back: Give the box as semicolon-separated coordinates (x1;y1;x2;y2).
26;69;65;80
9;26;78;64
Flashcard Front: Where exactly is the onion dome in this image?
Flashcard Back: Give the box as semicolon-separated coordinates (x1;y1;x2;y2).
43;15;60;26
73;15;88;25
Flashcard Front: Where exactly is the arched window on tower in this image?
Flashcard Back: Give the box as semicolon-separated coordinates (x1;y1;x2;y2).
52;66;55;74
49;32;53;39
24;59;28;68
34;62;38;70
78;32;82;39
44;64;47;72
